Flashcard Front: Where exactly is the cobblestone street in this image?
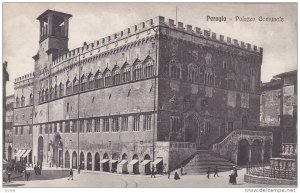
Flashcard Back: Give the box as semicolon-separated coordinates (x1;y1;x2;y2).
3;168;296;188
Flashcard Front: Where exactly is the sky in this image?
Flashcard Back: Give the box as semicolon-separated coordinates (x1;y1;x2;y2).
3;3;297;96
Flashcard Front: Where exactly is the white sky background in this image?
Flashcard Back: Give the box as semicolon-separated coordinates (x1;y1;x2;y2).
3;3;297;96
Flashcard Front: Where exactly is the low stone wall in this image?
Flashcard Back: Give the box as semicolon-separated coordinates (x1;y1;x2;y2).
244;174;297;186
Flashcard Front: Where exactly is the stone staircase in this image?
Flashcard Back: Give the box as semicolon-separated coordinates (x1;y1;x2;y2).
183;150;235;175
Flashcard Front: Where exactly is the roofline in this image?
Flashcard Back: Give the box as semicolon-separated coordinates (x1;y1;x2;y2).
273;70;297;78
37;9;72;20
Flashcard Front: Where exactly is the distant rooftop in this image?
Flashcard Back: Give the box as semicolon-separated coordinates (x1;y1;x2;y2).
274;70;297;78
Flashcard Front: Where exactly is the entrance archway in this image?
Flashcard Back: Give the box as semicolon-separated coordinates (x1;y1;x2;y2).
184;112;201;148
144;154;151;160
251;140;262;163
87;152;92;170
65;151;70;168
80;152;85;170
38;136;44;165
8;146;12;161
237;139;250;166
52;133;63;167
122;153;128;160
94;152;100;171
72;151;77;169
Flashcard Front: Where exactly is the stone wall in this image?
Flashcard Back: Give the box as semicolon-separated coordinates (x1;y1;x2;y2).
244;174;297;185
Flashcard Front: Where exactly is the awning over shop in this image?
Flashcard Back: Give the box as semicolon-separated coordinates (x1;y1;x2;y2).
128;159;139;165
118;160;128;165
16;150;26;159
14;150;22;158
21;149;31;158
100;159;109;164
141;159;151;166
152;158;163;166
109;160;118;164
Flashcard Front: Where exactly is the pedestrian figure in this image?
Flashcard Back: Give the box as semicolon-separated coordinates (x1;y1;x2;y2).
233;166;238;185
206;167;211;179
7;169;11;183
167;170;171;179
68;169;74;180
34;165;37;175
180;166;183;175
214;166;219;177
174;171;180;180
26;172;30;181
150;165;156;178
229;168;235;185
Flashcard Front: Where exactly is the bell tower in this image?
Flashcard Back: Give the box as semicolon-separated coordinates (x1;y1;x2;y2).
33;10;72;71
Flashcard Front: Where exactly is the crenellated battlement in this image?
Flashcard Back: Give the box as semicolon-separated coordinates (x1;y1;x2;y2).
14;72;34;83
50;15;263;69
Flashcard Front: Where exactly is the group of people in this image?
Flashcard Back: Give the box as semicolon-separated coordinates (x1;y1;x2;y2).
34;164;42;175
206;166;219;179
166;166;185;180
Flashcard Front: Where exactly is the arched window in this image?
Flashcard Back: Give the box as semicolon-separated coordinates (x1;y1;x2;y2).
204;68;215;86
41;89;45;103
169;58;181;79
144;58;154;78
45;88;49;101
66;79;72;95
112;66;121;85
49;86;53;100
122;63;131;83
227;72;236;90
16;97;20;107
21;95;25;106
133;60;143;81
54;85;58;99
29;93;33;105
87;73;94;90
94;70;103;89
188;63;199;83
73;77;79;93
241;76;250;92
59;82;64;97
80;75;86;92
104;69;111;87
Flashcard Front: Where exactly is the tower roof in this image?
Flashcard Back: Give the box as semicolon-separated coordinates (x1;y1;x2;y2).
37;9;72;20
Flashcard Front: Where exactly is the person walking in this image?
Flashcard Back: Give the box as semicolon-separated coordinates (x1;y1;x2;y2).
167;170;171;179
233;166;238;185
26;171;31;181
206;167;211;179
150;165;156;178
180;166;183;175
229;168;235;185
7;169;11;183
68;168;74;180
34;165;37;175
174;171;180;180
214;166;219;177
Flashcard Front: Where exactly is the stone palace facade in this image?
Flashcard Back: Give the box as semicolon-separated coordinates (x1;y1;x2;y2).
12;10;272;174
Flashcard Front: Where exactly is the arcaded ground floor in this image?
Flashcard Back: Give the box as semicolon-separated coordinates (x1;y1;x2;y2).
3;167;296;188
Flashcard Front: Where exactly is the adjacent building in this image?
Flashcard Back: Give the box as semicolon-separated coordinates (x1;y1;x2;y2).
4;95;14;161
12;10;272;173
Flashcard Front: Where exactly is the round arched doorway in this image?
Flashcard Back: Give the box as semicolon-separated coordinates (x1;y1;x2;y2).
72;151;77;169
37;136;44;165
80;152;85;170
237;139;250;166
94;152;100;171
87;152;92;170
65;151;70;168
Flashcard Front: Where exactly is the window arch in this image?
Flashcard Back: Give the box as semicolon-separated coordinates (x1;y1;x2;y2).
169;58;182;79
80;74;87;92
49;86;53;100
20;95;25;106
87;73;94;90
29;93;33;105
66;79;72;95
54;85;58;99
73;77;79;93
188;63;199;83
45;88;48;101
204;68;215;86
144;57;154;78
227;72;236;90
41;89;45;103
59;82;64;97
133;60;143;81
103;68;111;87
112;66;121;85
94;70;103;89
121;62;131;83
16;97;20;107
241;76;250;92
